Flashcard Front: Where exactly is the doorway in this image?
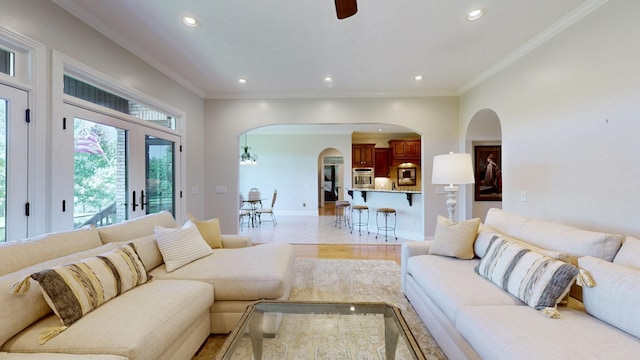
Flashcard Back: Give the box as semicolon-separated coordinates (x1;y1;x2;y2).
319;149;344;215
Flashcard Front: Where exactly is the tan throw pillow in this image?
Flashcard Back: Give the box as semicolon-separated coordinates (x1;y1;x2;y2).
185;214;223;249
428;216;481;259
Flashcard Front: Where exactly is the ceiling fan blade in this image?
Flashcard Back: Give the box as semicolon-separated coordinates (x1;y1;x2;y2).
335;0;357;19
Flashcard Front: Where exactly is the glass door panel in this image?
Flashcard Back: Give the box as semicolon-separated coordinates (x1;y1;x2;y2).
0;84;28;242
73;117;129;228
145;135;175;215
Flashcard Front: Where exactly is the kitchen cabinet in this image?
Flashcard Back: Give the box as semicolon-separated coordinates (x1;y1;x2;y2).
352;144;375;167
374;148;390;177
389;139;421;161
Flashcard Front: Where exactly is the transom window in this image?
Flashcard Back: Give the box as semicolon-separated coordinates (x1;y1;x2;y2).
64;75;176;130
0;47;14;76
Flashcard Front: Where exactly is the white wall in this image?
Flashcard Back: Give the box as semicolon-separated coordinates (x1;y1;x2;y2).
460;0;640;236
204;97;459;235
239;133;352;215
0;0;206;230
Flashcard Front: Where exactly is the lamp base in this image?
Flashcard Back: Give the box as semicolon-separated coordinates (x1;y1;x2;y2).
444;185;459;222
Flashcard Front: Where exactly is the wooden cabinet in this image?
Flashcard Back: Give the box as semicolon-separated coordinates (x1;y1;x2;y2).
374;148;390;177
352;144;375;167
389;139;421;162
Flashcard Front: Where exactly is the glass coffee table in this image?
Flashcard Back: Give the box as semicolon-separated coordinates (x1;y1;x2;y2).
216;300;425;360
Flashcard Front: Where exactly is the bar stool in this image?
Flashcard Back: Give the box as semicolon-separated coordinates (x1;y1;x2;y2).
334;200;351;229
376;207;397;241
351;205;369;235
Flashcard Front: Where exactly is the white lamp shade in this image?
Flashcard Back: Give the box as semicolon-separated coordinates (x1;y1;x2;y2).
432;152;475;185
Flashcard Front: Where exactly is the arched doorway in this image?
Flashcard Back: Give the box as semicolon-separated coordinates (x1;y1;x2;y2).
465;109;502;221
318;148;345;215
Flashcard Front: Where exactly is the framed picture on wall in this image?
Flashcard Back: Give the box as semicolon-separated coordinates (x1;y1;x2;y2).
474;146;502;201
397;167;416;186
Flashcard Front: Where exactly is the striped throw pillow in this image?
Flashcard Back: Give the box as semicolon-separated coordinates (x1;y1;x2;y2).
154;225;213;272
30;243;149;342
475;236;578;317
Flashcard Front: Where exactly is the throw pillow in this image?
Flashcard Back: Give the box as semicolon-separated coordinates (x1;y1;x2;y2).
475;236;579;318
29;243;149;343
185;214;223;249
154;225;213;272
428;216;480;260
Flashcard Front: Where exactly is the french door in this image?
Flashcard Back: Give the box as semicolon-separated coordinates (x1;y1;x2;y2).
61;103;180;229
0;84;29;241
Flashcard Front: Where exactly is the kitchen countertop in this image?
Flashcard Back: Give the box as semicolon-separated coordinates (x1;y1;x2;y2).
347;188;422;194
346;188;421;206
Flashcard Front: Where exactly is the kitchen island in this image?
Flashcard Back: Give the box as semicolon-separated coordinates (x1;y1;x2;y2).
345;188;424;241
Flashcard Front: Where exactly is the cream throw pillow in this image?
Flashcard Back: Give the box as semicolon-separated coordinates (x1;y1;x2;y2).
154;226;213;272
185;214;223;249
428;216;480;259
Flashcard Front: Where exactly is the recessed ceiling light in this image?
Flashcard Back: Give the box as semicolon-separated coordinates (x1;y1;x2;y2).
414;75;423;82
466;9;484;21
323;76;333;84
182;16;199;27
238;78;247;84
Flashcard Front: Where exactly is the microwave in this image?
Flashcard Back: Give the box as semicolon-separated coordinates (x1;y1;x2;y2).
352;168;374;189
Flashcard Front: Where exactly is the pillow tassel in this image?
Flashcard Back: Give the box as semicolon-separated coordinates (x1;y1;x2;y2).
576;268;595;288
10;274;32;295
540;307;560;319
38;326;68;344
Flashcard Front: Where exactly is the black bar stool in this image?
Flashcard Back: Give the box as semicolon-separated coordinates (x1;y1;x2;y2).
376;207;397;241
334;200;351;229
351;205;369;235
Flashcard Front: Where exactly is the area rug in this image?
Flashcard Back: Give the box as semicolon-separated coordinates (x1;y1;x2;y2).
193;259;445;359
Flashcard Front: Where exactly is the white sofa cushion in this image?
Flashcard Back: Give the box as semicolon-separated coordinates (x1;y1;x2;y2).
428;216;480;260
406;255;523;324
0;244;119;347
150;243;295;301
456;305;640;360
98;211;177;244
484;208;623;262
476;237;578;315
0;227;102;276
154;226;212;272
579;256;640;339
475;228;568;261
2;280;213;360
613;236;640;269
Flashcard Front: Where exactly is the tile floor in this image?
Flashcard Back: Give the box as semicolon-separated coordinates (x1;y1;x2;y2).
241;214;412;245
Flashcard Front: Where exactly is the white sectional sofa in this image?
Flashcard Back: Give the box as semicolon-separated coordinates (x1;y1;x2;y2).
401;208;640;360
0;211;295;360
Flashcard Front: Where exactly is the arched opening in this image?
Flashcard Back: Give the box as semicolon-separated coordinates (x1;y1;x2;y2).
464;109;502;221
318;148;345;215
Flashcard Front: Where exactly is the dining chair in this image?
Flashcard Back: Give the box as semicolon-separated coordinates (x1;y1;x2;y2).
256;189;277;226
238;193;252;229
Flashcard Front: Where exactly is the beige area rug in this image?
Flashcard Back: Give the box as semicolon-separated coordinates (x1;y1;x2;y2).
193;259;446;359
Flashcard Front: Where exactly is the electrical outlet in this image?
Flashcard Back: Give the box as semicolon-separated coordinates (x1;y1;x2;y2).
303;203;306;207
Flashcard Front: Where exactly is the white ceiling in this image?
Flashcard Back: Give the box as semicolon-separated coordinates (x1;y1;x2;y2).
53;0;601;100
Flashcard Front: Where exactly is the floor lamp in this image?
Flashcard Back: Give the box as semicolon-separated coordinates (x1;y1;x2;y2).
432;152;475;222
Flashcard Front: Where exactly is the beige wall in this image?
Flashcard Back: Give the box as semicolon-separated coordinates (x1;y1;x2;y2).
205;97;459;236
460;0;640;236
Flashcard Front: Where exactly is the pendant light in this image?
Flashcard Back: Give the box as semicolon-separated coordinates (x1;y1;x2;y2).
240;133;258;165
